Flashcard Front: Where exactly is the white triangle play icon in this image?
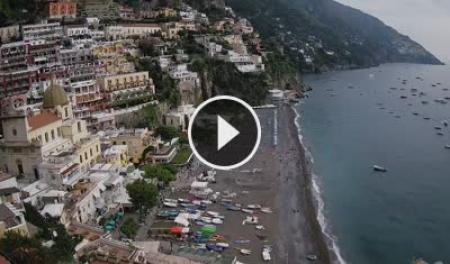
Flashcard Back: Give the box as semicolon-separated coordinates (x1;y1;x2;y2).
217;115;240;151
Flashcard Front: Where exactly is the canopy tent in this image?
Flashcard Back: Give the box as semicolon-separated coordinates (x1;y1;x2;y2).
201;225;216;237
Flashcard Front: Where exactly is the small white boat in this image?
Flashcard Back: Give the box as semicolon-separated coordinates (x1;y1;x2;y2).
216;242;229;248
262;246;272;261
212;218;223;225
247;204;261;209
163;202;177;208
240;248;252;255
444;145;450;149
241;208;254;214
373;165;387;172
260;207;273;214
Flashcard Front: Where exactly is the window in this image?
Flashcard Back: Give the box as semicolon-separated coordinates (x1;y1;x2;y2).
80;155;83;162
64;107;69;118
90;149;93;157
51;130;55;140
45;132;49;143
84;152;88;160
122;141;126;145
77;122;82;132
12;128;17;136
96;145;99;152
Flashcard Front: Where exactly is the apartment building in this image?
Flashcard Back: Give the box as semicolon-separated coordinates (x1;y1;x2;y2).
49;1;77;19
105;24;162;40
0;25;20;44
97;72;155;105
22;21;63;42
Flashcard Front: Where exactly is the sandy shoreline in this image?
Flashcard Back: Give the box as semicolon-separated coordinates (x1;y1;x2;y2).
163;103;331;263
275;103;331;264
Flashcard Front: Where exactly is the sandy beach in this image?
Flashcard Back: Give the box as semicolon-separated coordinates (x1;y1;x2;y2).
162;103;330;263
275;103;331;264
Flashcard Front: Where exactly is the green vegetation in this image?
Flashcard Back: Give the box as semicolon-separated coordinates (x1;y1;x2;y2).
109;95;154;109
0;0;39;25
136;59;181;107
142;104;161;128
171;146;192;165
206;59;269;105
0;204;83;264
126;179;159;220
0;232;47;263
144;164;176;185
120;218;139;238
156;126;181;141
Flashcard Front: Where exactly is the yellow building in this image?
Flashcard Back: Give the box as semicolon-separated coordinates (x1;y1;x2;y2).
107;128;161;163
0;80;100;183
92;42;134;74
102;145;128;166
97;72;155;105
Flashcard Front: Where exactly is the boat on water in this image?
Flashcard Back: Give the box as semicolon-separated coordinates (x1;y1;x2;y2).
373;165;387;172
444;145;450;149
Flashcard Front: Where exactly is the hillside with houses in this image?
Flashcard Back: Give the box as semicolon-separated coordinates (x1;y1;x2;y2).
0;1;300;263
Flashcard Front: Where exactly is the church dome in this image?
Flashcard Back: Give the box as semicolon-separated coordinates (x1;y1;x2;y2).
42;80;68;109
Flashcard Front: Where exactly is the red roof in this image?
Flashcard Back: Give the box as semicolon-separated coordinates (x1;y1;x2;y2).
27;111;61;131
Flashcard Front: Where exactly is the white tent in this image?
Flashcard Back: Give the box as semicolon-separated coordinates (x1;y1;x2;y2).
191;181;208;190
174;213;190;227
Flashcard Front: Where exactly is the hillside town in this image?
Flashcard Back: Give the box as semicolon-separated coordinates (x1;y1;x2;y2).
0;1;274;263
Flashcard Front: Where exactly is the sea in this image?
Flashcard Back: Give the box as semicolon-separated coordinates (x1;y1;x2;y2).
297;63;450;264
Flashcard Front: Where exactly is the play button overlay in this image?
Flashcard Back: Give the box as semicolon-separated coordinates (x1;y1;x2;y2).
188;96;261;170
217;116;240;151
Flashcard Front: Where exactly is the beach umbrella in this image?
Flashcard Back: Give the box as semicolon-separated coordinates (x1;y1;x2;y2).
170;226;183;235
201;225;216;237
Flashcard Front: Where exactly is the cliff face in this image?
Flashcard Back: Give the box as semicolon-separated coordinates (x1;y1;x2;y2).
228;0;443;71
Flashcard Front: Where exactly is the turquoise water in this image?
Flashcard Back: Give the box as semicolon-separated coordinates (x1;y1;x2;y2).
299;64;450;264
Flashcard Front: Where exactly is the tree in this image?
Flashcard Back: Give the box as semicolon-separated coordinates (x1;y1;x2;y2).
144;164;176;185
126;179;158;219
138;38;160;57
120;218;139;238
142;104;160;128
156;126;180;141
23;203;81;262
136;59;180;108
0;232;49;264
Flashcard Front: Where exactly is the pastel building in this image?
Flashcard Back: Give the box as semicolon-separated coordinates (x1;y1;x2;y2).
105;24;162;40
0;80;100;183
22;21;63;42
49;1;77;19
97;71;155;106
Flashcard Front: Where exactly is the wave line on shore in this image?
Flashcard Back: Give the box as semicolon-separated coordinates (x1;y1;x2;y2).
292;103;347;264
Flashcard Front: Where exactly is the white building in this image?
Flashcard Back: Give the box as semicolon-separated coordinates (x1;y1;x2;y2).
105;24;162;40
163;104;196;131
22;21;63;42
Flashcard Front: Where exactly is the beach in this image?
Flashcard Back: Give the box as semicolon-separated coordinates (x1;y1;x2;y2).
275;103;331;264
163;103;331;263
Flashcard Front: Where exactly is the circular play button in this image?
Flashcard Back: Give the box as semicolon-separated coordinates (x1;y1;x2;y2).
188;95;261;170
